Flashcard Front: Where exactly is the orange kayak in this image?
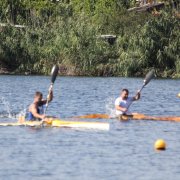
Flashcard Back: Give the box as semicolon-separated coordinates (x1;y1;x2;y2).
74;113;180;122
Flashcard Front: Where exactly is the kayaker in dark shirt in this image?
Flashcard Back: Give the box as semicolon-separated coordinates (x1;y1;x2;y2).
26;90;53;121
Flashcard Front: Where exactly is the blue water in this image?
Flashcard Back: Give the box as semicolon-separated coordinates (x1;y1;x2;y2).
0;75;180;180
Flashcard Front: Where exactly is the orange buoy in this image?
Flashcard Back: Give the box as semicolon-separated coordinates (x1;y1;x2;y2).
154;139;166;150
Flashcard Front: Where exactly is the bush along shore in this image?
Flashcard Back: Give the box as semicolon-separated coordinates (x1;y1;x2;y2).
0;1;179;78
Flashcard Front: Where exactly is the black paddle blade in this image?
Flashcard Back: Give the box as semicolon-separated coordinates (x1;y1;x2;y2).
144;69;154;85
51;65;59;84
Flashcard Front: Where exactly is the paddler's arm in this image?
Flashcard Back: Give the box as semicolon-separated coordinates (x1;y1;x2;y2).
42;89;53;105
47;89;53;102
31;104;46;119
115;105;127;113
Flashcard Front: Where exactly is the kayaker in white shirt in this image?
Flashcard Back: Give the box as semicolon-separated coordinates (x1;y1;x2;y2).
115;89;140;116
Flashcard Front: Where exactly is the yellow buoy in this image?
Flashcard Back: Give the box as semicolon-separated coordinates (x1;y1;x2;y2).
154;139;166;150
177;93;180;98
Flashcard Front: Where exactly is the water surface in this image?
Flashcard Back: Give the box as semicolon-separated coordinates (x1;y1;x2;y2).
0;75;180;180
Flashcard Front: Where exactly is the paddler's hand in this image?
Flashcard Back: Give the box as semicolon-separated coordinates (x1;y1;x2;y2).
47;87;53;101
42;117;53;124
134;90;140;100
122;108;128;113
40;114;46;119
48;85;53;93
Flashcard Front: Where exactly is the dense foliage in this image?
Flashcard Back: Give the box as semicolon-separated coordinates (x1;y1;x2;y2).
0;0;179;77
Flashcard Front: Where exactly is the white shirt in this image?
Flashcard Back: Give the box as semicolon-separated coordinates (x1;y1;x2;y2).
115;97;134;115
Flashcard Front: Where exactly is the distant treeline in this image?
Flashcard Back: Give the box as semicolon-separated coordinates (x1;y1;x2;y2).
0;0;179;77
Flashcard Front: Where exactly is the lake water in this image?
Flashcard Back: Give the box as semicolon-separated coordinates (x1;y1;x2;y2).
0;75;180;180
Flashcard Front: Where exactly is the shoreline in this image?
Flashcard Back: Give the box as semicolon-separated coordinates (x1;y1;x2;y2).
0;69;179;79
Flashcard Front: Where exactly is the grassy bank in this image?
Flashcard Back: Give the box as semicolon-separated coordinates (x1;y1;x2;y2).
0;1;179;78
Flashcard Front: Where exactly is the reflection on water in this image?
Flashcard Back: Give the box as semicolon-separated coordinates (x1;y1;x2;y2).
0;75;180;180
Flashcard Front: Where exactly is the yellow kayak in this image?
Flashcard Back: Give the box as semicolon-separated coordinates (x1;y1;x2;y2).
0;119;110;131
0;121;42;126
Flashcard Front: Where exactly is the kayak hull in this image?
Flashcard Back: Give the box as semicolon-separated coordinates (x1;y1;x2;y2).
0;119;110;130
119;114;180;122
74;113;180;122
52;120;109;130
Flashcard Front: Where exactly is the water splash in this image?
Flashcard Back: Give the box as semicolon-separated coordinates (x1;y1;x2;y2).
0;97;13;118
14;108;27;122
105;97;116;118
16;108;27;119
0;97;27;120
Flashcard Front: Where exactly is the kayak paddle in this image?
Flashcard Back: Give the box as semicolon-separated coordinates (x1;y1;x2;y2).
138;69;155;93
44;65;59;116
126;69;155;111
